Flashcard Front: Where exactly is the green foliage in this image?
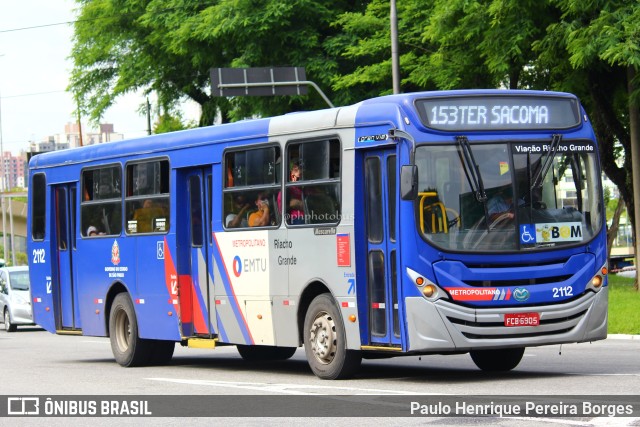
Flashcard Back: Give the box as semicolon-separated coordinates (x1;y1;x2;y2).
608;274;640;334
70;0;366;124
0;245;27;267
153;112;196;134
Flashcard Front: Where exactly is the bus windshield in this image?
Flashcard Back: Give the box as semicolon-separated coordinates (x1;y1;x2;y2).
415;139;602;252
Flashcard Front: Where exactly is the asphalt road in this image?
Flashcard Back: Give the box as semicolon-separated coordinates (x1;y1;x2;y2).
1;328;639;426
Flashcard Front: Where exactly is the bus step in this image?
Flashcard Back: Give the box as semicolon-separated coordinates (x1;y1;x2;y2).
56;329;83;336
185;337;218;349
360;345;403;352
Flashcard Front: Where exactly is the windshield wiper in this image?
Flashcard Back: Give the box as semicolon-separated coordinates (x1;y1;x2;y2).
531;134;562;190
569;153;584;211
457;136;492;231
456;136;487;202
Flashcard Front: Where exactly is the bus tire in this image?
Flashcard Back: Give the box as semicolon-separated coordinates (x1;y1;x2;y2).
237;345;297;361
470;347;525;372
149;340;175;365
109;293;151;367
303;293;361;380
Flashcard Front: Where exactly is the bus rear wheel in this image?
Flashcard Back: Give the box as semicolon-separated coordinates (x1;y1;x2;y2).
149;340;175;365
303;293;361;380
470;347;525;372
109;293;152;367
237;345;297;361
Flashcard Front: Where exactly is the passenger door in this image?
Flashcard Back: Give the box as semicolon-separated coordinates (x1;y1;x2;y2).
176;168;217;337
363;150;400;347
53;184;81;331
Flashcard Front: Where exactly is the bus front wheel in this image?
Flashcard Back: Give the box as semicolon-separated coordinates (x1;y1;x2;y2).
109;293;152;367
303;293;361;380
470;347;525;372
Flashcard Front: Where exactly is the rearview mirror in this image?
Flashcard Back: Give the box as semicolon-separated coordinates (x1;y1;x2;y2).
400;165;418;200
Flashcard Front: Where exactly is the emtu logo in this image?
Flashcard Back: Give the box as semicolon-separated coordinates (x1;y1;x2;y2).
232;256;242;277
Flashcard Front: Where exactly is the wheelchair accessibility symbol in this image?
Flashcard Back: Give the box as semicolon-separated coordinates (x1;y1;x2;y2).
520;224;536;244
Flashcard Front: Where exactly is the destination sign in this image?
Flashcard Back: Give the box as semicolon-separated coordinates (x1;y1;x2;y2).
416;95;581;131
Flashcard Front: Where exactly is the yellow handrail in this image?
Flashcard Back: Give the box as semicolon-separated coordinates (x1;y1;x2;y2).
418;191;448;234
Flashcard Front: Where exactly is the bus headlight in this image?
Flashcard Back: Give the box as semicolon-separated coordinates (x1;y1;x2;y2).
407;267;445;301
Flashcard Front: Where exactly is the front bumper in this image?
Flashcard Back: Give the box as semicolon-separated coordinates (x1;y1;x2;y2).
405;287;608;352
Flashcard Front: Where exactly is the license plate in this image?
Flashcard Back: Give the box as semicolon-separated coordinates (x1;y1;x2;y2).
504;312;540;327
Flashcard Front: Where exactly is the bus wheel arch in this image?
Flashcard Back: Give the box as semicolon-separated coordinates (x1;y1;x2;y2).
297;281;332;345
104;282;128;336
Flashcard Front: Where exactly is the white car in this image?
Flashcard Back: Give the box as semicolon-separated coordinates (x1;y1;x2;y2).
0;266;34;332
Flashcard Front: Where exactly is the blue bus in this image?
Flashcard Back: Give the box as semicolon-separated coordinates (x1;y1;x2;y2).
27;90;608;379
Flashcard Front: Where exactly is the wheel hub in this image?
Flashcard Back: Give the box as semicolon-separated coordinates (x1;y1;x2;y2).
114;309;131;352
309;311;337;364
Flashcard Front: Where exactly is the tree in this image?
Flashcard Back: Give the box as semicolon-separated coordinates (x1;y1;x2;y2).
153;111;195;134
69;0;366;125
543;0;640;289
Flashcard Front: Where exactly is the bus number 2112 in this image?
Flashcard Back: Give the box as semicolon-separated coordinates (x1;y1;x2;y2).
32;249;46;264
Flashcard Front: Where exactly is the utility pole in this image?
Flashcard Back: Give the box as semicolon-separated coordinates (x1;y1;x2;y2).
390;0;401;94
147;97;152;135
76;99;84;147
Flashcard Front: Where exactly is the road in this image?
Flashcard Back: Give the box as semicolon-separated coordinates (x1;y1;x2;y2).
1;328;639;425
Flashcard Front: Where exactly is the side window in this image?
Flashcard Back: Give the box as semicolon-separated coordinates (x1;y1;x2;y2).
81;165;122;237
224;146;281;229
284;138;341;225
125;160;170;234
31;173;46;240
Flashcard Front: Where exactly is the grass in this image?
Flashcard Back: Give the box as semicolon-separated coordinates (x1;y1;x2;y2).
608;274;640;335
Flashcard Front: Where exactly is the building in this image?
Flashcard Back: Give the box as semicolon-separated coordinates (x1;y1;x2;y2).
30;122;125;154
63;122;124;148
0;151;27;191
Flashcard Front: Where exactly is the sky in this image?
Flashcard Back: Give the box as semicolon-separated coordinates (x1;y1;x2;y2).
0;0;198;155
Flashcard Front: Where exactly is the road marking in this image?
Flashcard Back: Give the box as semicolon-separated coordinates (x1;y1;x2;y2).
147;377;442;395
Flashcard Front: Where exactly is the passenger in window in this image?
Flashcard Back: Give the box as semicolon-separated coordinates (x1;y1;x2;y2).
226;194;251;228
133;199;167;233
278;160;305;225
86;225;105;237
248;192;271;227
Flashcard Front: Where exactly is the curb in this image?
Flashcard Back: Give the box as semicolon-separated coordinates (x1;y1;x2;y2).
607;334;640;340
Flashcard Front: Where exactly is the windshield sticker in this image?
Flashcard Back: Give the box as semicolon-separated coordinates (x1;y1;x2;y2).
520;222;583;244
513;142;595;153
499;161;509;175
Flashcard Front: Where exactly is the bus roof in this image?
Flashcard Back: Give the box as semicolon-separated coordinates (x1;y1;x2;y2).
29;89;581;170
